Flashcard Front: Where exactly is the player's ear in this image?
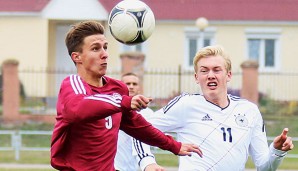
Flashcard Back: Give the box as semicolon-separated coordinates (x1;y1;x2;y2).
226;71;232;82
71;52;82;64
194;73;200;84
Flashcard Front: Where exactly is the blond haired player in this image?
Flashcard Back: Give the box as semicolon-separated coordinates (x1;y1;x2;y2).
140;45;294;170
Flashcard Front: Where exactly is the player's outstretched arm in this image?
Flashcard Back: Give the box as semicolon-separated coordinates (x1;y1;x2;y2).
273;128;294;151
178;143;203;157
130;95;152;111
256;128;294;171
132;138;159;171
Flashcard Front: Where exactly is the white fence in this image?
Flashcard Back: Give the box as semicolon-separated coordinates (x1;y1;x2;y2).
0;131;297;160
0;130;52;160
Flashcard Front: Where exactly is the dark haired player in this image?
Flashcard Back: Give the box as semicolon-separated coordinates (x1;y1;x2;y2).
50;20;202;171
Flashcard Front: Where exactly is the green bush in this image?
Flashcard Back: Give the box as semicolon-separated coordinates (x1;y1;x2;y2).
259;95;298;116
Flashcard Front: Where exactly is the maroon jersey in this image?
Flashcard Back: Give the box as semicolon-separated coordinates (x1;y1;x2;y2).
51;75;181;171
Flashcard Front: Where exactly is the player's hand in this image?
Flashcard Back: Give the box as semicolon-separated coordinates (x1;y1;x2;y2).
273;128;294;151
144;163;165;171
131;95;152;111
178;143;203;157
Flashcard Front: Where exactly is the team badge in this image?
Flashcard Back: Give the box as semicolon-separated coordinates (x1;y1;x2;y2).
234;114;248;127
112;93;122;100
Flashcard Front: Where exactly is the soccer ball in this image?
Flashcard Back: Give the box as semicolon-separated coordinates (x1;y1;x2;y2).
108;0;155;45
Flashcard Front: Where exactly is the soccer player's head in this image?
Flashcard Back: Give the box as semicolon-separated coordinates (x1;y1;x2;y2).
65;20;105;57
121;73;140;96
193;45;232;97
65;21;109;78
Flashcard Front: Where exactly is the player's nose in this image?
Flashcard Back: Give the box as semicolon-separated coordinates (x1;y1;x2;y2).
207;71;215;79
100;50;108;59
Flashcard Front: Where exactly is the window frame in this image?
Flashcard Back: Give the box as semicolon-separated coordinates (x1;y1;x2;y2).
245;28;281;72
184;27;216;70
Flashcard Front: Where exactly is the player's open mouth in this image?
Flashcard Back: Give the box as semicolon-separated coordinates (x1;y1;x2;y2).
207;82;217;87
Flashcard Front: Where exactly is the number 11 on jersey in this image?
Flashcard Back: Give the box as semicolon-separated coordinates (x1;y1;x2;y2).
221;127;232;142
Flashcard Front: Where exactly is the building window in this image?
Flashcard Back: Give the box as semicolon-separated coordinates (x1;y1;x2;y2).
246;28;281;71
188;39;197;66
185;27;215;69
188;38;211;66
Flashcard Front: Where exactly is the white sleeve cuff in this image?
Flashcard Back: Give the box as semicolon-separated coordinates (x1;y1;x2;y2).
139;156;157;171
270;143;287;157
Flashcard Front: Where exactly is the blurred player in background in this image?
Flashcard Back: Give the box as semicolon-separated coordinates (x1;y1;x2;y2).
140;45;294;170
115;73;163;171
50;20;202;171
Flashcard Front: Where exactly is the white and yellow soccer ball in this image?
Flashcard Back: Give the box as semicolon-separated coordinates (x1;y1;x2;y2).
108;0;155;45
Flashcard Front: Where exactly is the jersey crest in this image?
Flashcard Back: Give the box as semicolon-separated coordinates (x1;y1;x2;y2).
234;113;248;127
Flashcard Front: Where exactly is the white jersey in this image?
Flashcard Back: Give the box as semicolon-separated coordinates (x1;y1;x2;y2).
147;93;286;171
114;108;156;171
